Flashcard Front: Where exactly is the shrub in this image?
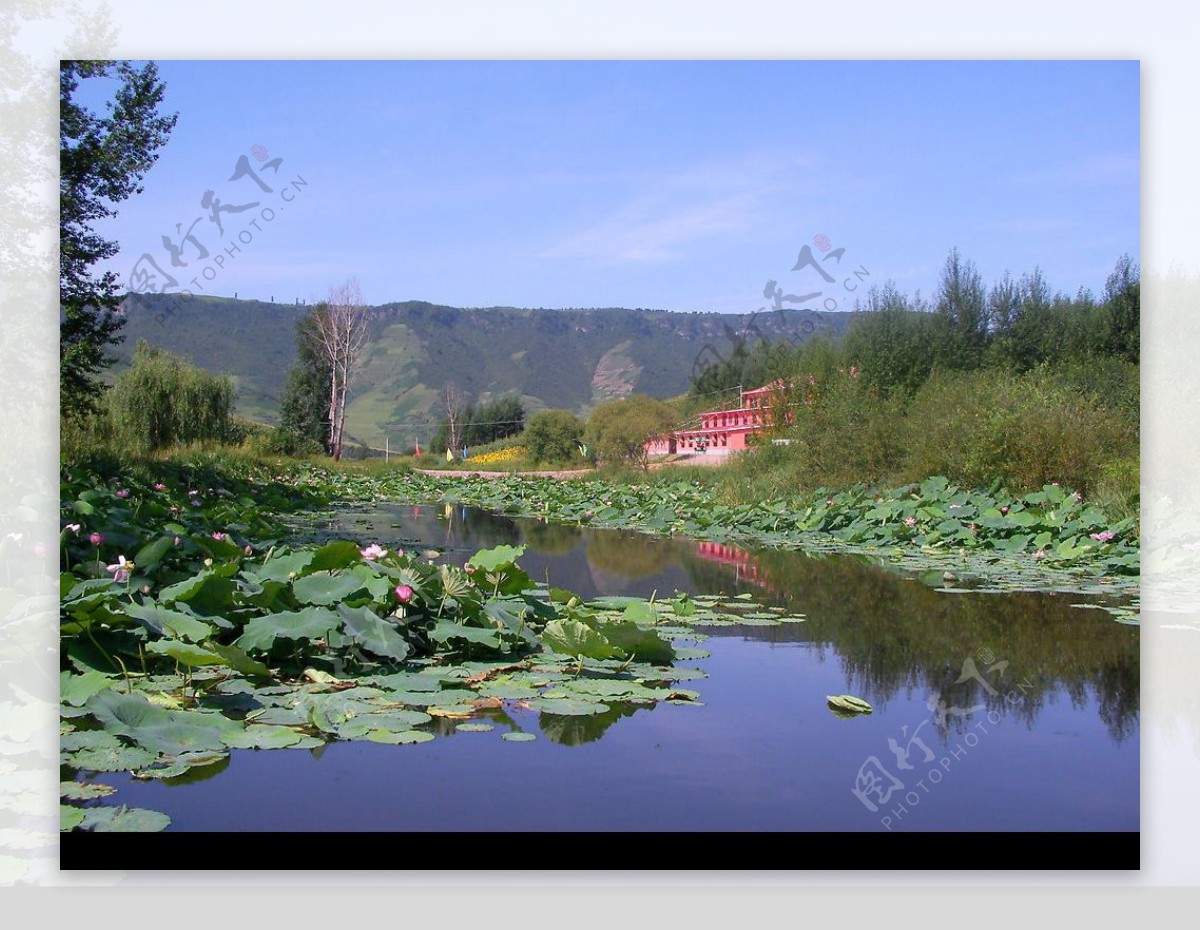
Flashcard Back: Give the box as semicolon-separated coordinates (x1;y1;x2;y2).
900;367;1135;494
524;409;585;465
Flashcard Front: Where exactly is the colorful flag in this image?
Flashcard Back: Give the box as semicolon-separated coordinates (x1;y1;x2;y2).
414;436;421;457
445;448;454;462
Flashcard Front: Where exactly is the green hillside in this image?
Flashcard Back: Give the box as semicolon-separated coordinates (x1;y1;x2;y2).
115;294;852;450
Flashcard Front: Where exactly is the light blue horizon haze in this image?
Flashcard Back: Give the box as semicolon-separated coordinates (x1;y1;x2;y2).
92;60;1140;314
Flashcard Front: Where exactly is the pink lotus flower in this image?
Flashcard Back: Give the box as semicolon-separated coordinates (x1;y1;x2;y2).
116;489;130;498
211;532;228;542
1074;492;1083;503
1089;531;1115;543
360;544;388;560
904;516;917;527
154;483;167;491
89;532;104;545
1033;549;1047;560
65;523;81;534
106;555;134;583
394;584;414;603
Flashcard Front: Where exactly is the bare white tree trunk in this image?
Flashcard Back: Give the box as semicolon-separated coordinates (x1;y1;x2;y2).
441;381;468;454
312;277;368;461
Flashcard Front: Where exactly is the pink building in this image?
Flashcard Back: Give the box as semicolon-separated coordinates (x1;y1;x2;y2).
646;380;789;456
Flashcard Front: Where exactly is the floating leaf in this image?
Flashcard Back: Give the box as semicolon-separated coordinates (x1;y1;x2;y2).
501;731;536;742
60;780;118;800
527;697;611;716
826;694;873;716
61;729;123;752
78;805;171;832
86;690;243;755
64;744;158;773
456;723;494;732
221;725;304;750
365;729;435;744
60;805;86;831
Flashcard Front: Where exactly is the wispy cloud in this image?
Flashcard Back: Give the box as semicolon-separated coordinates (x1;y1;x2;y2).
537;152;811;264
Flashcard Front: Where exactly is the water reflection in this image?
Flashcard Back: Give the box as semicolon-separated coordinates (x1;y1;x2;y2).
325;501;1138;744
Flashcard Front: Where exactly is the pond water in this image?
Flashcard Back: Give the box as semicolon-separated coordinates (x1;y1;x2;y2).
84;502;1139;835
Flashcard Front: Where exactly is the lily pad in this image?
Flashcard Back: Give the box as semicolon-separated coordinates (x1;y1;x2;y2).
827;694;873;716
64;744;158;773
364;729;435;744
77;805;172;832
221;725;304;750
60;780;118;800
501;731;536;742
527;697;612;716
86;690;243;755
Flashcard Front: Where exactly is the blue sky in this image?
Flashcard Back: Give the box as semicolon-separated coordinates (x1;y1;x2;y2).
92;60;1139;313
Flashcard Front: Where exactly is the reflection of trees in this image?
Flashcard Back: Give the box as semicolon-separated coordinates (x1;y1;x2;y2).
538;702;649;745
679;543;1139;742
524;521;583;556
586;532;672;579
444;507;522;549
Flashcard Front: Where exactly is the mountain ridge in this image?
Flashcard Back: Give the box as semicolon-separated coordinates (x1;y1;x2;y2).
115;292;853;449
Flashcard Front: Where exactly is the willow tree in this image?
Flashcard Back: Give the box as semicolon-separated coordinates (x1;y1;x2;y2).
311;278;369;460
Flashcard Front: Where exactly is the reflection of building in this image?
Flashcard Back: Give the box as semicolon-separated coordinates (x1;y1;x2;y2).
695;541;766;585
690;540;787;601
645;380;788;456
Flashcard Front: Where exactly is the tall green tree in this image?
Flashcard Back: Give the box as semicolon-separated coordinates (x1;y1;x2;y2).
1102;253;1140;363
278;307;332;451
932;248;989;370
60;60;177;419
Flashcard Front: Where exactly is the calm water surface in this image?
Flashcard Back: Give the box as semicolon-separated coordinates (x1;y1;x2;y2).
88;502;1139;833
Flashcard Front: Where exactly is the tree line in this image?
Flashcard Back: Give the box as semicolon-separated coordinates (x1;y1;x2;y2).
691;249;1139;401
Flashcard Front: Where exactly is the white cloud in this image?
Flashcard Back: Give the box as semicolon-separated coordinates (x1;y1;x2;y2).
537;152;813;264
